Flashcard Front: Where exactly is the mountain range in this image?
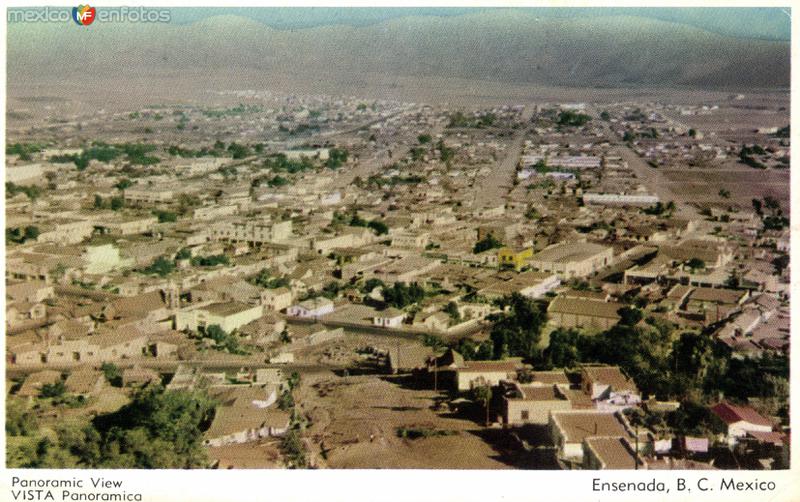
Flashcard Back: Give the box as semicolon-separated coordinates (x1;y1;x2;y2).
8;11;790;90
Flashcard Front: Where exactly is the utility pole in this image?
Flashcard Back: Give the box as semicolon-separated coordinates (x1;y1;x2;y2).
433;357;438;392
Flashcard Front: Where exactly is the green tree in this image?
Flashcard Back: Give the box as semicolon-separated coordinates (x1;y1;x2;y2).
470;385;492;425
101;362;123;387
368;220;389;235
544;328;581;368
444;301;461;322
109;196;124;211
23;226;39;241
142;256;175;277
40;380;66;398
772;254;790;275
473;233;503;254
489;293;546;361
685;258;706;271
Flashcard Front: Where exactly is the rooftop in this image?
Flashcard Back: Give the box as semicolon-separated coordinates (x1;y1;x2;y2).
584;436;644;469
552;411;629;443
532;242;611;264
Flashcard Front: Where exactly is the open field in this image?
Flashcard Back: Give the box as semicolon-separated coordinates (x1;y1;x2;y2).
296;371;529;469
659;167;790;213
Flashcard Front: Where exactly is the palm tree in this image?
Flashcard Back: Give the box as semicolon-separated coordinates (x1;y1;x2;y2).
471;385;492;425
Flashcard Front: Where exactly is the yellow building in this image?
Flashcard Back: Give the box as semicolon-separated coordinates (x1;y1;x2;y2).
497;246;533;271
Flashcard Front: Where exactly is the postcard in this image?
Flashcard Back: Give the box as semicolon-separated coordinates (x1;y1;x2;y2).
2;2;796;501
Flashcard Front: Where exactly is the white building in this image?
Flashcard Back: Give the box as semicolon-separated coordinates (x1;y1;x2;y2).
583;193;660;207
373;308;405;328
211;220;293;244
286;297;334;318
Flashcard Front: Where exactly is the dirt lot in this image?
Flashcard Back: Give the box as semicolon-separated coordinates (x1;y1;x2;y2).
207;441;284;469
296;371;518;469
659;166;790;213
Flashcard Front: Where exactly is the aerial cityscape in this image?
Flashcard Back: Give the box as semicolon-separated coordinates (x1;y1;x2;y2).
5;7;790;471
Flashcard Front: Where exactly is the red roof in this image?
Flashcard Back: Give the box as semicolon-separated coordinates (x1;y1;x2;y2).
710;402;772;427
747;431;787;446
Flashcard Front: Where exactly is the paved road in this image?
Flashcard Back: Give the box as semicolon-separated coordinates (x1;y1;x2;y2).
473;106;536;207
5;359;341;379
585;105;700;221
332;121;448;190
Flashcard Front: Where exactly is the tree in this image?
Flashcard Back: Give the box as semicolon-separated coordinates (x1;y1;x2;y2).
6;399;39;436
444;301;461;322
89;384;215;468
670;332;714;382
489;293;546;361
772;254;790;275
153;210;177;223
114;178;133;191
23;226;39;241
685;258;706;271
718;188;731;199
279;328;291;344
94;194;104;209
40;380;66;398
544;328;581;368
101;362;123;387
417;134;432;144
752;198;763;216
617;306;643;326
473;233;503;254
367;220;389;236
382;282;425;309
142;256;175;277
109;196;124;211
470;385;492;425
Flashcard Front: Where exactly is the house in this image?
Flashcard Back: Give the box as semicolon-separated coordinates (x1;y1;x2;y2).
175;302;264;333
203;387;291;447
7;281;54;304
64;368;106;396
583;437;646;470
6;301;47;329
45;329;149;364
684;287;749;322
454;360;523;392
373;308;405;328
122;366;160;387
288;323;343;346
529;242;613;279
497;246;533;271
501;382;572;425
710;401;773;446
412;311;450;332
479;270;561;300
549;410;632;460
387;345;435;374
261;287;293;312
286;297;334;318
580;366;641;410
547;297;622;330
211;220;293;245
17;370;63;398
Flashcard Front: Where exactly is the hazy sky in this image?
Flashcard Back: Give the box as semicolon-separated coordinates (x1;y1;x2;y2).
169;7;790;41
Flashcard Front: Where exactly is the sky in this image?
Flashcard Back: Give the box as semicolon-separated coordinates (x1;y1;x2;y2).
168;7;791;41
